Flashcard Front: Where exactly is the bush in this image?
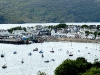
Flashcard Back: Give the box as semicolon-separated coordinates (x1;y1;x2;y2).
37;71;46;75
82;67;100;75
55;57;93;75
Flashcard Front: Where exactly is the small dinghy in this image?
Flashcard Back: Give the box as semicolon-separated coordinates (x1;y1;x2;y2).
21;59;24;64
69;52;73;56
66;50;69;54
50;48;54;53
33;48;38;51
2;64;7;69
13;51;17;54
51;59;55;61
1;54;4;57
28;52;32;56
39;50;43;53
1;51;5;58
44;60;49;63
41;54;44;58
78;50;80;52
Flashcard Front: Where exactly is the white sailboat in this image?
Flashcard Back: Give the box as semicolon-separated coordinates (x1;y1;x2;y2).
1;51;4;58
21;58;24;64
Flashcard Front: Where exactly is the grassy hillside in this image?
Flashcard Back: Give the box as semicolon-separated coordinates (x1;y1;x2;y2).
0;0;100;23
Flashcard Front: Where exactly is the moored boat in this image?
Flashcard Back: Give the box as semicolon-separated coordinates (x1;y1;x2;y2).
21;58;24;64
28;52;32;56
2;64;7;69
39;50;43;53
1;51;4;58
13;51;17;54
69;52;73;56
44;60;49;63
41;54;44;58
33;48;38;51
50;48;54;53
1;54;4;57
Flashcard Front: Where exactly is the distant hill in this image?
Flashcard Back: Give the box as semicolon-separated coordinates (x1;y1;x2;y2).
0;0;100;23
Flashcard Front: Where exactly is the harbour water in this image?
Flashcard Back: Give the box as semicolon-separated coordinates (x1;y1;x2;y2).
1;22;100;29
0;23;100;75
0;41;100;75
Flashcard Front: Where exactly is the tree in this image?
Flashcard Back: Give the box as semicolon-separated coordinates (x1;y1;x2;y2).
96;25;100;30
37;71;46;75
55;57;92;75
82;67;100;75
8;26;26;33
94;31;98;38
81;25;89;28
98;32;100;36
85;31;89;36
55;23;68;29
55;59;78;75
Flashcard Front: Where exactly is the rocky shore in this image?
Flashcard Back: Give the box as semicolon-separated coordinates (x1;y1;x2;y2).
43;36;100;43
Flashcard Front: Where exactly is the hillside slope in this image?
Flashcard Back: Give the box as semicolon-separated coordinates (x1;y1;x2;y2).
0;0;100;23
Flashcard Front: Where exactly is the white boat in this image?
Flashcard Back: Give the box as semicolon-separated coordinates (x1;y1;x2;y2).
50;48;54;53
69;52;73;56
2;64;7;69
21;58;24;64
1;51;4;57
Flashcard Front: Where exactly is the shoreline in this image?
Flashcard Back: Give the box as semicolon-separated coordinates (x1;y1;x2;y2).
43;37;100;44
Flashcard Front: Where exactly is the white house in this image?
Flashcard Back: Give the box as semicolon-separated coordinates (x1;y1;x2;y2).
66;33;75;38
51;29;56;36
87;34;95;39
0;29;10;36
12;30;25;37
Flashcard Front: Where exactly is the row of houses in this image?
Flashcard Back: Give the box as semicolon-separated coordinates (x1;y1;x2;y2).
0;25;100;40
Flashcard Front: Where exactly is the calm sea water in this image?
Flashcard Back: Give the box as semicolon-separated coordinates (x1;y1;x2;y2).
0;42;100;75
1;22;100;29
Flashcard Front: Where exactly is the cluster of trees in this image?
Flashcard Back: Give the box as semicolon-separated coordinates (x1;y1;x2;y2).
48;23;68;29
0;0;100;23
81;25;100;30
8;26;26;33
85;31;100;38
81;25;100;37
55;57;100;75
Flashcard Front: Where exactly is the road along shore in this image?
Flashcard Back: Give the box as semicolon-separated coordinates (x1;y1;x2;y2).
43;37;100;44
